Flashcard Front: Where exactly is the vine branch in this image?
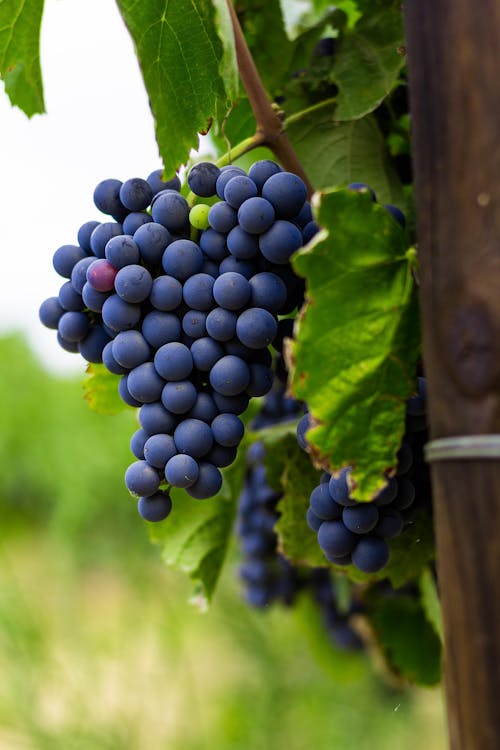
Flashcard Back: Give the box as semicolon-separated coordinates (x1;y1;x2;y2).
226;0;314;197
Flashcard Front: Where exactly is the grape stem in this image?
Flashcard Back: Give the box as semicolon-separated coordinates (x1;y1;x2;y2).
226;0;314;198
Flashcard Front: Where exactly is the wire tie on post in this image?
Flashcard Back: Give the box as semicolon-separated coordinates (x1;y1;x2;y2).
424;435;500;462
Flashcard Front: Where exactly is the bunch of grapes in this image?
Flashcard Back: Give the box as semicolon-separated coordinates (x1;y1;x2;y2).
39;160;311;522
299;377;429;574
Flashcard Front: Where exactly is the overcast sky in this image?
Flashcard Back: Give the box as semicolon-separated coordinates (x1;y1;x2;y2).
0;0;191;373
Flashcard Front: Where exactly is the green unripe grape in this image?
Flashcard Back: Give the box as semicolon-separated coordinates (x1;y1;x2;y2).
189;204;210;230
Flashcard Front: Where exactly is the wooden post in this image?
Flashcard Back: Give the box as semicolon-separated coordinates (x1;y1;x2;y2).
403;2;500;748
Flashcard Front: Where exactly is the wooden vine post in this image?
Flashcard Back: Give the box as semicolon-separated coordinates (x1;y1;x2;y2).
404;2;500;748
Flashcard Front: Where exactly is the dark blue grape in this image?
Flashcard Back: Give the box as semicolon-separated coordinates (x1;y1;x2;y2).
211;390;249;415
119;178;153;211
190;337;224;371
162;239;204;281
90;222;124;258
307;507;323;532
199;228;228;261
125;460;160;496
202;259;219;278
77;220;100;251
81;282;109;312
342;503;379;534
102;340;129;375
272;317;295;353
122;211;153;235
188;162;220;197
186;462;223;499
396;442;413;475
104;235;141;269
407;376;427;416
58;311;90;342
151;191;190;231
248;160;283;191
218;256;258;279
138;491;172;522
302;220;319;243
182;310;207;339
187;392;218;424
130;428;148;459
208;201;237;233
351;536;390;573
205;443;237;468
182;273;215;311
101;294;141;332
119;374;143;407
161;380;198;414
57;332;79;353
261;172;307;218
209;355;250;396
375;509;404;538
223;337;254;361
328;468;356;507
154;342;193;381
215;167;246;199
296;412;311;451
224;175;258;209
213;272;251;311
144;433;177;468
58;281;85;311
53;244;88;278
237;196;276;236
226;226;259;259
93;178;127;220
392;477;416;510
134;222;172;267
139;402;177;436
147;169;181;195
112;330;150;369
374;476;398;506
127;362;165;404
249;272;287;313
211;413;244;447
174;419;213;458
259;220;303;264
317;520;357;558
71;257;96;294
205;307;237;341
295;201;313;227
39;297;64;329
141;311;181;349
310;483;342;520
114;264;153;303
246;363;274;397
236;307;277;349
165;454;199;488
149;275;183;311
77;324;111;363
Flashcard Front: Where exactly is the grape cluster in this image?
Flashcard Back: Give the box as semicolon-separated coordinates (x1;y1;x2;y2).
238;433;363;651
39;160;310;521
299;377;428;574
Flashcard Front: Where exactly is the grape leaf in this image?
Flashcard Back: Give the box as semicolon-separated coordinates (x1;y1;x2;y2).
368;593;442;686
0;0;45;116
148;436;249;604
116;0;237;176
286;108;404;207
83;364;129;416
419;566;444;644
263;433;326;567
331;0;405;121
289;189;420;501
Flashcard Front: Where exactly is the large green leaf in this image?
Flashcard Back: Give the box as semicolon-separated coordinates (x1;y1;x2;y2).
148;436;249;604
286;107;404;206
331;0;405;120
289;189;420;501
116;0;237;175
0;0;45;116
368;593;442;686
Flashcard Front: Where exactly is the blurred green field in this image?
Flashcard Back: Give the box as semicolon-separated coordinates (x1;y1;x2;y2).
0;334;448;750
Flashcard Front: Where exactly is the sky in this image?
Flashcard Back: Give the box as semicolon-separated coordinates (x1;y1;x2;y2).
0;0;193;373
